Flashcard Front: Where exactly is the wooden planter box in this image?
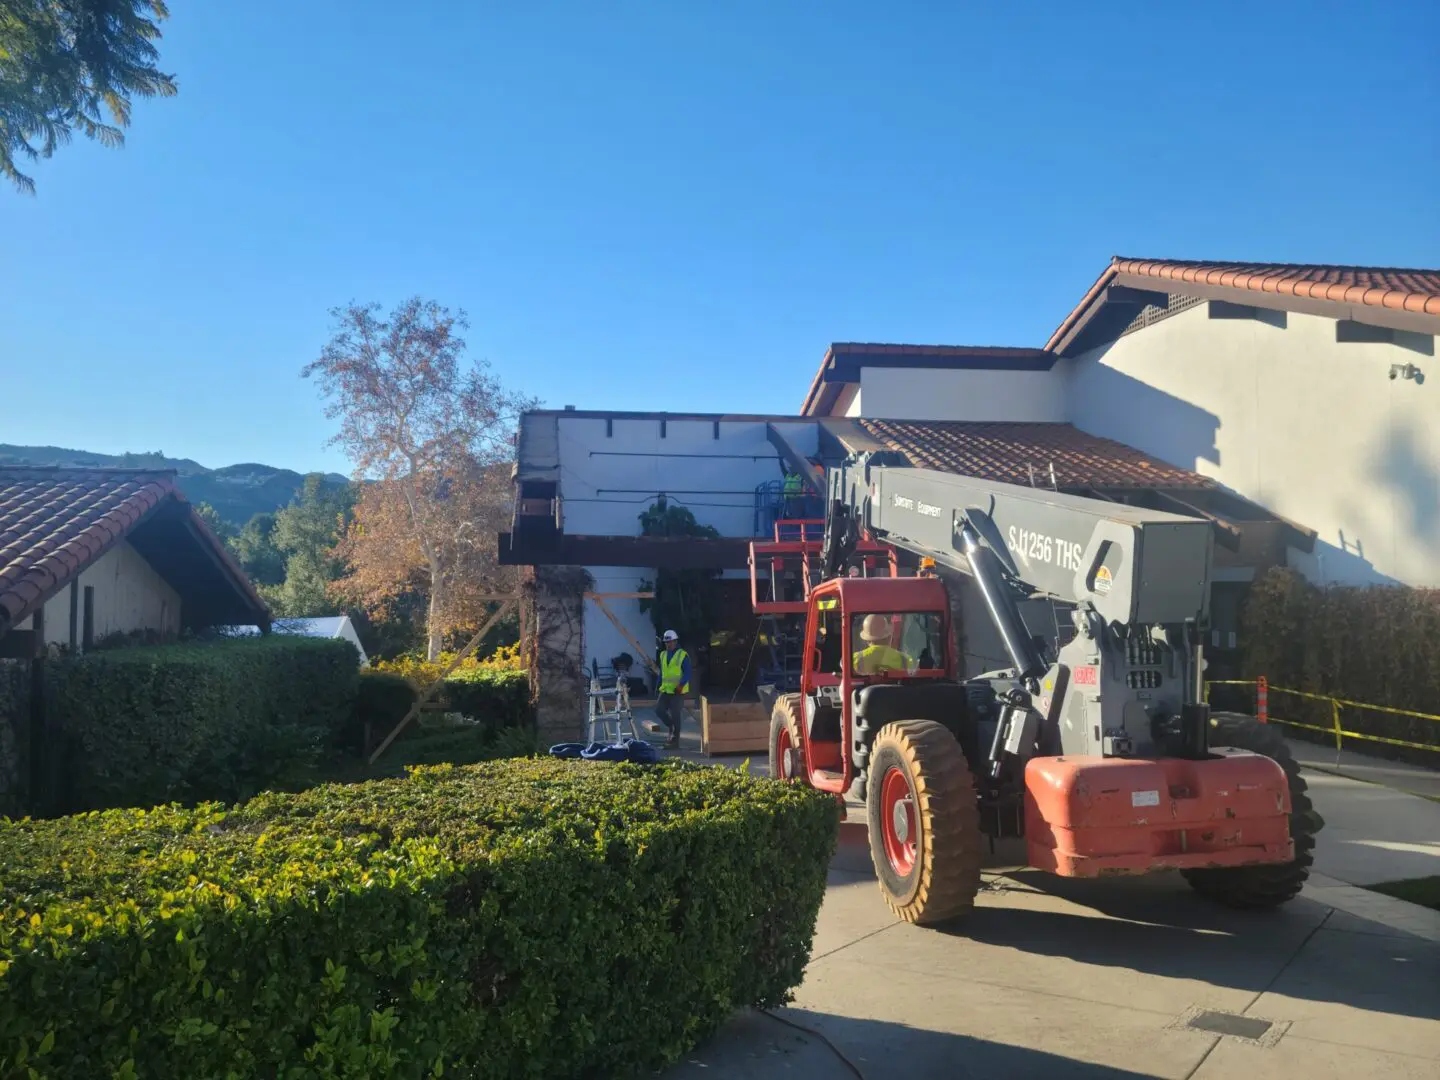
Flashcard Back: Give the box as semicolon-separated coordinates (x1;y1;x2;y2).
700;697;770;756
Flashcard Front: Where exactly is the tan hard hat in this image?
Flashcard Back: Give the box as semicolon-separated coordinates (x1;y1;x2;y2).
859;614;892;643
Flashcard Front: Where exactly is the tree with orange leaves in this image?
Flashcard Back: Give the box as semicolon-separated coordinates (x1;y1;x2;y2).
305;298;535;659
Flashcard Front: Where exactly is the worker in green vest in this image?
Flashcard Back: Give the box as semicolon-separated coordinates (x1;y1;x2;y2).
655;629;692;748
852;614;912;676
782;466;803;517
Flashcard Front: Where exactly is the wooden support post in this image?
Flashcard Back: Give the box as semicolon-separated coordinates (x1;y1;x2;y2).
28;609;47;815
68;581;79;651
368;597;519;764
82;586;94;652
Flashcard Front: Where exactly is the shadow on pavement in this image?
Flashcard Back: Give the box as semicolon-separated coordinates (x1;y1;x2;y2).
665;1007;1159;1079
935;871;1440;1022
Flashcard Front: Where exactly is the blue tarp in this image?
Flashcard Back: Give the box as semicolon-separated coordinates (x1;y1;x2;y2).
549;738;660;764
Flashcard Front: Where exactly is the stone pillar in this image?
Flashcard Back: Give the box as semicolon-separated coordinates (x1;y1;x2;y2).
529;565;590;745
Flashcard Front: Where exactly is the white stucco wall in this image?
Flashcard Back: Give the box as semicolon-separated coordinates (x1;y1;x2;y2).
858;366;1065;422
1065;303;1439;586
40;540;182;646
555;415;820;675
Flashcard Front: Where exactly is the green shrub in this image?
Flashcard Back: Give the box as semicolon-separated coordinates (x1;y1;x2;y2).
1240;568;1440;761
438;668;531;735
47;637;359;813
0;758;839;1079
350;671;418;752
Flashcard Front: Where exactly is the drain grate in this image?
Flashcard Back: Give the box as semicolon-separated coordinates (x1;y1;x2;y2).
1186;1011;1273;1040
1169;1004;1290;1048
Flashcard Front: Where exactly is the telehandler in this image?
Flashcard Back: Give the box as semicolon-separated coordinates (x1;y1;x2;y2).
756;451;1318;925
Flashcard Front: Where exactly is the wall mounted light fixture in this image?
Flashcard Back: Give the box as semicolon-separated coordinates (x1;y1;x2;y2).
1389;362;1424;384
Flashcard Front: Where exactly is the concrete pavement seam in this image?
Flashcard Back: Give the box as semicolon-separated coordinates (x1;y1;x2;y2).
823;953;1197;1019
806;921;902;965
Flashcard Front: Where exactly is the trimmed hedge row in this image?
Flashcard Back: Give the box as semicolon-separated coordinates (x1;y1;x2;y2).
1240;568;1440;760
0;758;839;1079
47;637;359;813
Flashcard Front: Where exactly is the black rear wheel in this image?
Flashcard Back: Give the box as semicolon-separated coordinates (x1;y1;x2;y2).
866;720;983;926
1181;713;1322;909
768;694;804;782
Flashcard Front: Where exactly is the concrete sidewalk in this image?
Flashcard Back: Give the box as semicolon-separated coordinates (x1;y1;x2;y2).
660;757;1440;1079
1284;735;1440;800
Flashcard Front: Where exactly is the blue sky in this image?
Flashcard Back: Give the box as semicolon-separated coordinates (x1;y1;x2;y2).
3;1;1436;476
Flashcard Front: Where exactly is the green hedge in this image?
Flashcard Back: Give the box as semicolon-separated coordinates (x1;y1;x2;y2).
438;669;531;735
1240;568;1440;760
0;758;838;1079
351;669;533;753
47;637;359;813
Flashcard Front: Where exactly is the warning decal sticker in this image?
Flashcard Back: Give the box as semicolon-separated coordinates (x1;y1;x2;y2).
1093;565;1113;595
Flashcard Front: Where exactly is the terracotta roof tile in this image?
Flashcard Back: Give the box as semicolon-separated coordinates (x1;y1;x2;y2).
1114;258;1440;315
857;419;1214;490
0;467;269;635
1048;257;1440;351
0;468;178;631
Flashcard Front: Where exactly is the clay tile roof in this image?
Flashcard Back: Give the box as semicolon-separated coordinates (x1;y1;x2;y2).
0;467;266;635
857;419;1214;490
1048;256;1440;352
1114;258;1440;314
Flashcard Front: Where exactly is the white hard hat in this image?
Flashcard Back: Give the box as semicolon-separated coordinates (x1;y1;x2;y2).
662;629;678;641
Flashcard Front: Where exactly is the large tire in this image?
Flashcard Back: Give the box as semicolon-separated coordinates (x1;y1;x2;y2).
1181;712;1322;909
866;720;983;926
768;694;804;782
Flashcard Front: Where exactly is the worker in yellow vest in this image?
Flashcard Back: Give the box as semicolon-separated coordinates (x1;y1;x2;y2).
655;629;692;748
852;614;911;676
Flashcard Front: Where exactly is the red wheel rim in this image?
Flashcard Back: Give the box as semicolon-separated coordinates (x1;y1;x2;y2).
775;724;795;780
880;765;917;877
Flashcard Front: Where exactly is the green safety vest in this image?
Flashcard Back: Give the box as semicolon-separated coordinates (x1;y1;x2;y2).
783;471;802;496
852;645;909;675
660;648;690;694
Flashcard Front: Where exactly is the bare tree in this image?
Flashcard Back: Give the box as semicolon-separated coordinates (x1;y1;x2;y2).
305;298;535;658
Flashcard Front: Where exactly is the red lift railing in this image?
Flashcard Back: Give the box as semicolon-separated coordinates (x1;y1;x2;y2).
749;520;899;615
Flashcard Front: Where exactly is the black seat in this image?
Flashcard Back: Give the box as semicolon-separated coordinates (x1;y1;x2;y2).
806;694;842;742
853;681;970;732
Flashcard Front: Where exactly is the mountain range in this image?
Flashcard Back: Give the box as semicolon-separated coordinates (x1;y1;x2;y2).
0;444;350;528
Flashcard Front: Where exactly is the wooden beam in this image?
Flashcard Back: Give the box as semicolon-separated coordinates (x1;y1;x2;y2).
499;533;753;569
367;596;520;764
590;594;660;675
28;609;47;814
68;580;79;650
82;586;95;651
1103;284;1170;308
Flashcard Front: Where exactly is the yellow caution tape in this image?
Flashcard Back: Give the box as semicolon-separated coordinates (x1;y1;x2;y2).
1202;679;1440;753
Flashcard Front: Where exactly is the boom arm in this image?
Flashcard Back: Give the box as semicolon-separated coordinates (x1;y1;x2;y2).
823;452;1222;770
828;453;1214;628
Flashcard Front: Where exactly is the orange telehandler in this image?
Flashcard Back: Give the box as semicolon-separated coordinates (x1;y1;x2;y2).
753;451;1319;925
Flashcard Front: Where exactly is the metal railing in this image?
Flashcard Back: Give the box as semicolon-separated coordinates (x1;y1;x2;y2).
1205;676;1440;755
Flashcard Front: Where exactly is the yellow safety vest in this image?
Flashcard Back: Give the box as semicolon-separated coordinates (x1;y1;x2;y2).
660;648;690;694
852;645;909;675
